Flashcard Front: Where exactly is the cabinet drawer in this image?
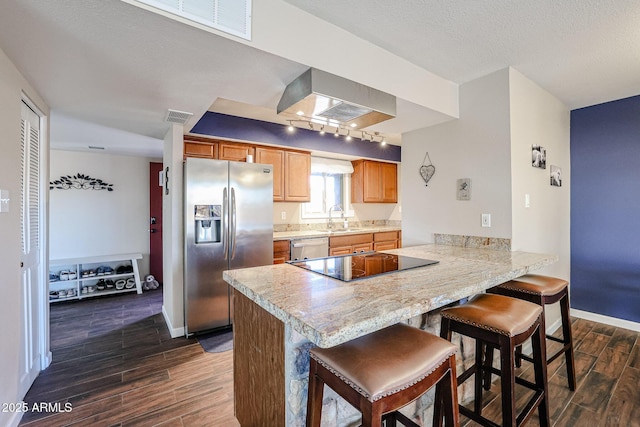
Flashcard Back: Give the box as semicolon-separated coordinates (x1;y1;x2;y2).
353;242;373;253
373;241;397;251
374;231;399;242
329;233;373;248
329;246;353;256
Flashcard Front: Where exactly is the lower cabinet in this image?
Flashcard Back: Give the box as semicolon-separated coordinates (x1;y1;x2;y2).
329;231;401;255
273;240;290;264
49;253;143;303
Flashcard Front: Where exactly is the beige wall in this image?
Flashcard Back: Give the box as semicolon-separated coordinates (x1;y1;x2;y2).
0;47;49;427
401;69;513;246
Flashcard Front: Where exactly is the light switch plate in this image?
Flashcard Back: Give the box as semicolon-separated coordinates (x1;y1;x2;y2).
0;189;9;213
481;213;491;227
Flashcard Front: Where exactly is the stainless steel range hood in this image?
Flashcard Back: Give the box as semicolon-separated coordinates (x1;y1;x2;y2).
277;68;396;129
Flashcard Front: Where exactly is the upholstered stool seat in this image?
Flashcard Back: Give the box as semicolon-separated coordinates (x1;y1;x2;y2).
488;274;576;390
307;323;460;427
435;293;550;427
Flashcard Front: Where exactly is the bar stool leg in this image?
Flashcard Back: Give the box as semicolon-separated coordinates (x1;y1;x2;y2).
559;292;577;391
474;340;484;415
499;335;517;426
433;318;453;427
532;317;550;427
306;358;325;427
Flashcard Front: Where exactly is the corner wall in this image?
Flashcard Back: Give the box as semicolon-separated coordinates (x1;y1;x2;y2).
570;95;640;323
401;69;512;246
49;150;154;275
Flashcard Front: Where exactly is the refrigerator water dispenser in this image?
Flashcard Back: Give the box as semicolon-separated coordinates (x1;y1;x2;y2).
194;205;221;243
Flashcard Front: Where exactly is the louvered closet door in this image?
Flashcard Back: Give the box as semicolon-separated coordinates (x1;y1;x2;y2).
19;101;42;397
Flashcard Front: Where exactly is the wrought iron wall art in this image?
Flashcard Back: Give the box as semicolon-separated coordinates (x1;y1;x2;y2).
419;152;436;186
50;173;114;191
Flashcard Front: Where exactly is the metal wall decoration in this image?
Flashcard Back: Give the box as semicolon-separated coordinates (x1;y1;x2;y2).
50;173;114;191
419;152;436;186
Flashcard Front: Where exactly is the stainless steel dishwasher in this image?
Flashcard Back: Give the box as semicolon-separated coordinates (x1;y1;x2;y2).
290;237;329;261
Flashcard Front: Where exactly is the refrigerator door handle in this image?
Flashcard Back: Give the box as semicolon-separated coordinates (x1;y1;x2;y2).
223;187;229;260
231;187;237;260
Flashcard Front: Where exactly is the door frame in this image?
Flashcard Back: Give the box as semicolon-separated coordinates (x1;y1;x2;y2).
21;93;51;376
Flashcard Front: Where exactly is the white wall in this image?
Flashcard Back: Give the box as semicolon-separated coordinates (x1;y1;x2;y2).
49;150;154;275
402;69;513;246
509;68;571;283
0;47;49;427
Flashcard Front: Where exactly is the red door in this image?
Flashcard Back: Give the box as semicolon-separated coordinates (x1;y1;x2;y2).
149;162;164;284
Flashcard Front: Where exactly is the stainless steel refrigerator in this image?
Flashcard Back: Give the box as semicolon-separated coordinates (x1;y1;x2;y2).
184;157;273;336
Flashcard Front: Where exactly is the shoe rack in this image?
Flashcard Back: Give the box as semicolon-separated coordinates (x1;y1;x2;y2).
49;253;143;303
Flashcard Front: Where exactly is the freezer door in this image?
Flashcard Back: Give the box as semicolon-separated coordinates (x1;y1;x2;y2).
184;158;231;334
228;161;274;271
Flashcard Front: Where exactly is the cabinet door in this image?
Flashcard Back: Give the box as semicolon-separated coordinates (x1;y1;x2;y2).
256;147;285;201
284;151;311;202
363;161;382;202
219;142;255;162
184;140;217;159
352;242;373;253
373;241;397;251
380;162;398;203
329;246;353;256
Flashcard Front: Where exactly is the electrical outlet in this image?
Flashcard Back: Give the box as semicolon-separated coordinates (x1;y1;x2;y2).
281;211;286;220
481;213;491;227
525;194;530;208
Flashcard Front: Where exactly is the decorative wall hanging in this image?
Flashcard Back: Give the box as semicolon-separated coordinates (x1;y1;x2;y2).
550;165;562;187
457;178;471;200
532;145;546;169
419;152;436;186
50;173;114;191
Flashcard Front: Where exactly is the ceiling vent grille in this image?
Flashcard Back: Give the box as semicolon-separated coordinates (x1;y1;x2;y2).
137;0;252;40
165;109;193;124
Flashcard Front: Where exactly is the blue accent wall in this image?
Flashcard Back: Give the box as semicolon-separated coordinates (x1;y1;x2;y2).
190;112;401;162
571;95;640;322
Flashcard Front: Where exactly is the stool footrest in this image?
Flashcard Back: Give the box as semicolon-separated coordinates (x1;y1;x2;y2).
459;405;501;427
484;366;540;392
386;411;421;427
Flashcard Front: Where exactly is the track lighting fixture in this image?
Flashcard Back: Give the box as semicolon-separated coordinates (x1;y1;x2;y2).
282;118;389;146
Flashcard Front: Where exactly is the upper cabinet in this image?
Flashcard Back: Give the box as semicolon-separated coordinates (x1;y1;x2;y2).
284;151;311;202
351;160;398;203
218;142;255;162
184;136;310;202
255;147;285;201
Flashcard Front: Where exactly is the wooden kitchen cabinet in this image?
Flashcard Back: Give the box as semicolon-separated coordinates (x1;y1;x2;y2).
184;137;218;159
351;160;398;203
373;231;400;251
329;233;374;255
256;147;285;201
218;142;255;162
273;240;290;264
284;151;311;202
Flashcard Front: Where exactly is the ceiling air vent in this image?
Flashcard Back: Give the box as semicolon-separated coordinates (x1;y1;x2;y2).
165;109;193;124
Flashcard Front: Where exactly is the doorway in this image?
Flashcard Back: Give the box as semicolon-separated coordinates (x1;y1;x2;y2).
149;162;163;284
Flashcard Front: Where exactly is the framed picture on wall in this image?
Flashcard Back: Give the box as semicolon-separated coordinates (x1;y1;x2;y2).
550;165;562;187
532;145;546;169
456;178;471;200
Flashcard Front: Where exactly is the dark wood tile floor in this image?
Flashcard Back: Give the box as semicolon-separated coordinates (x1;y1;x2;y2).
20;290;639;427
20;290;240;427
462;317;640;427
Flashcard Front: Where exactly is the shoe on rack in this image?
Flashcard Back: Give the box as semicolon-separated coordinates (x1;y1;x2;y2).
96;279;106;291
58;289;67;298
49;291;58;299
96;266;105;276
49;272;59;282
60;271;69;281
87;286;96;293
125;278;136;289
103;266;114;275
105;279;115;289
81;287;88;294
115;279;126;290
67;288;76;297
68;271;77;280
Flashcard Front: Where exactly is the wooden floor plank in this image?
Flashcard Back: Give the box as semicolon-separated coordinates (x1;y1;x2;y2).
20;291;640;427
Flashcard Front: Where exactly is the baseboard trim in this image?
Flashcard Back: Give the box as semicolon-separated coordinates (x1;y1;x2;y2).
571;308;640;332
162;305;185;338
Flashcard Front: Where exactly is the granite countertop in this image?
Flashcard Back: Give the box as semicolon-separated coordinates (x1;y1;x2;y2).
223;244;557;348
273;225;401;241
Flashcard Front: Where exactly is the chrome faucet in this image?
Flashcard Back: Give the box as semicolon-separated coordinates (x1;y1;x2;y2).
327;205;345;229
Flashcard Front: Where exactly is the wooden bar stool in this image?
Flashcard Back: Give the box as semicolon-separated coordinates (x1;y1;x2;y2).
434;294;550;427
487;274;576;390
306;323;460;427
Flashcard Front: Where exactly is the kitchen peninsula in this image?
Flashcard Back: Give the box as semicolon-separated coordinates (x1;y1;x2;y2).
223;244;557;426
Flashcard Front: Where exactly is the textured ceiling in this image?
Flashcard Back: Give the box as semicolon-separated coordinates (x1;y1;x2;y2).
1;0;640;157
285;0;640;109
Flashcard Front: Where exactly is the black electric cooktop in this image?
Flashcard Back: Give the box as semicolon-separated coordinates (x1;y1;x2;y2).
289;252;439;282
